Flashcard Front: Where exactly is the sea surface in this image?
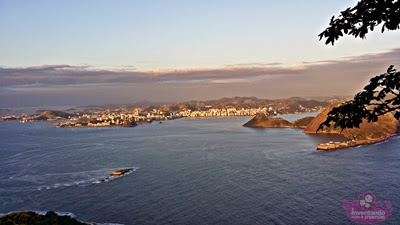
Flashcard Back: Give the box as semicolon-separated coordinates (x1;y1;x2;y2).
1;114;399;224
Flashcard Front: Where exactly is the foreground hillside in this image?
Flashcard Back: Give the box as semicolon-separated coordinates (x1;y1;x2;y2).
304;104;399;141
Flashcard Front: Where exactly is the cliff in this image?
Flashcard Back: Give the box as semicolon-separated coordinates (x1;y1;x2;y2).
243;113;291;128
304;104;399;141
291;116;315;129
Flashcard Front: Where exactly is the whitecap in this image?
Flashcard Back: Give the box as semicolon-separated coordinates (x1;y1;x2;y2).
35;167;139;190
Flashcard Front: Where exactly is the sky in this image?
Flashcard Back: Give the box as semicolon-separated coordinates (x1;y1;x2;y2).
1;0;400;107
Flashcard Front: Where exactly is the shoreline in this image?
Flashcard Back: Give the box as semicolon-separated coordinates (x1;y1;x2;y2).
11;111;317;127
316;134;398;151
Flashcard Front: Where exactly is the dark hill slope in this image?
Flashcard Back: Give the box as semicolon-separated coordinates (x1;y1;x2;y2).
291;116;315;129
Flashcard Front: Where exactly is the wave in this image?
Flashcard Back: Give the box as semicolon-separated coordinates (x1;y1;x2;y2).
35;167;139;191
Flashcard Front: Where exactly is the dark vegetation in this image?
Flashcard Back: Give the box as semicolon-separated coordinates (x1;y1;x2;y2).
0;211;87;225
319;0;400;45
318;0;400;130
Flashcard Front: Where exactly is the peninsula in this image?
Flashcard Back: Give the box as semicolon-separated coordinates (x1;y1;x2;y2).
304;104;399;151
242;103;398;151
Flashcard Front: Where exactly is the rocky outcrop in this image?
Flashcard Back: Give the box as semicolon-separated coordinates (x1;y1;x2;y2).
243;113;291;128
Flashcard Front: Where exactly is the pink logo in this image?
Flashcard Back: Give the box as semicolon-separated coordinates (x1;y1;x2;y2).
343;192;393;224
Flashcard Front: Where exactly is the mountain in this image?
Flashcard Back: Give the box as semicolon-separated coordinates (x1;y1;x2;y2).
135;96;337;117
243;113;291;128
304;104;399;141
184;96;331;111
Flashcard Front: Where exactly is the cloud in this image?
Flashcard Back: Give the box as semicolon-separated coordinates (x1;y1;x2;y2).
0;63;304;89
1;48;400;107
303;48;400;67
223;62;283;67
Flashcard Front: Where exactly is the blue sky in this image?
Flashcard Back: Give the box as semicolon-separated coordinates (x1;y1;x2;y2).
1;0;400;107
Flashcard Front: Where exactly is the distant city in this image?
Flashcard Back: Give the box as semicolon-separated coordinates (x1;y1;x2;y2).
1;96;349;128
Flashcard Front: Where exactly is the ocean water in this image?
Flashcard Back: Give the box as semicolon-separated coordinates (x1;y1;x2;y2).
0;115;399;224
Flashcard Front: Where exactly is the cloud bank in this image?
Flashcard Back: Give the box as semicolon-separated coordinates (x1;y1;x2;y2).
1;48;400;107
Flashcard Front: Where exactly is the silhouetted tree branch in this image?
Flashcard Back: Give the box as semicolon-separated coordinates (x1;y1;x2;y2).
318;66;400;131
319;0;400;45
318;0;400;131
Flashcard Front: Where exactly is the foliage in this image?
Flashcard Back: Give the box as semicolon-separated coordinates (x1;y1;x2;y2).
318;0;400;131
319;0;400;45
318;66;400;131
0;211;87;225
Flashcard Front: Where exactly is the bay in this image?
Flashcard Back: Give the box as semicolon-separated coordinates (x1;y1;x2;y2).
0;115;399;224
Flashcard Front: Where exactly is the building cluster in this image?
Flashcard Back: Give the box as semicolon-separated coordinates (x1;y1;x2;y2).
176;107;271;117
54;112;138;127
317;140;357;150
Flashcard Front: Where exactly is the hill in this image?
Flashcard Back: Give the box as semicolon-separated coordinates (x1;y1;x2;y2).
175;96;330;111
291;116;315;129
304;104;399;141
30;110;72;121
243;113;292;128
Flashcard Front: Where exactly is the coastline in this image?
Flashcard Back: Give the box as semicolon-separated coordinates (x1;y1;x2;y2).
316;134;398;151
8;111;316;128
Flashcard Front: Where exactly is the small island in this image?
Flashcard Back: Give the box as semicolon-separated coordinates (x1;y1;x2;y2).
243;113;292;128
243;113;316;129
